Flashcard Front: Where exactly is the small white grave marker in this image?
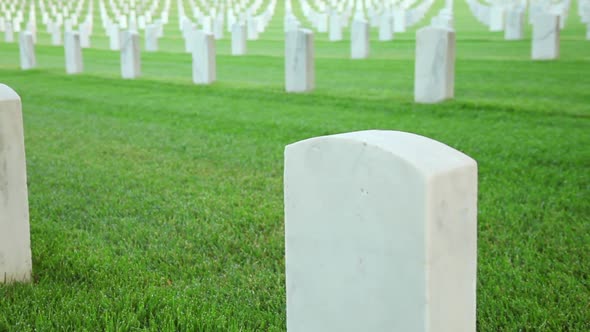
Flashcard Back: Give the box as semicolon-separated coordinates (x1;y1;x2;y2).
231;23;247;55
0;84;32;284
64;31;83;74
532;14;560;60
285;29;314;93
351;19;369;59
414;27;455;103
192;31;216;84
120;30;141;78
19;31;35;70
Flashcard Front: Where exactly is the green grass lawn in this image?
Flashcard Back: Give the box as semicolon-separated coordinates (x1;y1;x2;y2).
0;0;589;331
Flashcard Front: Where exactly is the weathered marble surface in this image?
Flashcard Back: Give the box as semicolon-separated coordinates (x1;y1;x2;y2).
504;9;524;40
19;31;36;70
120;30;141;79
0;84;32;284
414;27;455;103
64;31;83;74
231;23;247;55
284;130;478;332
192;31;216;85
285;29;314;93
351;19;369;59
532;14;560;60
145;24;159;52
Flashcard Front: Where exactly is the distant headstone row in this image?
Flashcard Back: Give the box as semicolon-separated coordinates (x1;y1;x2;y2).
0;0;278;55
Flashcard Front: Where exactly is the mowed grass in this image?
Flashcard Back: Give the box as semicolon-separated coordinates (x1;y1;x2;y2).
0;0;589;330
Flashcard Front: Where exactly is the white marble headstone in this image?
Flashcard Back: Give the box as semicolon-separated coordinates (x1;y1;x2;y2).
504;9;524;40
284;130;477;332
329;12;343;41
64;31;83;74
109;24;122;50
378;13;393;41
414;27;455;103
532;14;559;60
19;31;35;70
120;30;141;78
5;22;14;42
285;29;314;93
489;6;505;31
351;19;369;59
231;23;247;55
0;84;32;284
192;31;216;84
145;24;158;51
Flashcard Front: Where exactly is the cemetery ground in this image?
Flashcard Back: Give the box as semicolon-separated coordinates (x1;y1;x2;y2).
1;1;590;331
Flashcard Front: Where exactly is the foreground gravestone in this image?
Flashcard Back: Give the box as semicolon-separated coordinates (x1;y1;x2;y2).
351;19;369;59
192;31;216;84
231;23;247;55
284;130;477;332
532;14;559;60
0;84;32;284
414;27;455;103
285;29;314;93
19;31;36;70
504;9;524;40
120;30;141;78
64;31;83;74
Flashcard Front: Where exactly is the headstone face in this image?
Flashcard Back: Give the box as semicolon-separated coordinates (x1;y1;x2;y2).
5;22;14;42
504;9;524;40
587;24;590;40
145;24;158;51
231;23;247;55
378;13;393;41
109;24;122;50
247;17;259;40
532;14;559;60
414;27;455;103
351;19;369;59
50;23;62;45
184;24;197;53
284;130;477;332
489;6;505;31
19;31;35;70
79;23;90;48
317;13;328;32
120;30;141;79
393;9;406;32
285;29;314;93
0;84;32;284
192;31;216;84
329;13;343;41
64;31;83;74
